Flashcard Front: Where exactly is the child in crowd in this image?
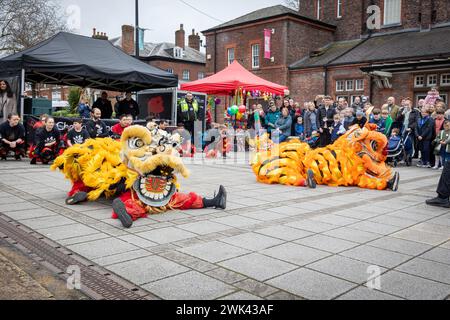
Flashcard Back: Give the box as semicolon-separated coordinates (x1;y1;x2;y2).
369;108;386;134
304;131;320;149
381;106;394;136
343;108;355;130
295;116;305;141
352;111;368;129
67;119;89;147
330;114;346;143
433;120;450;169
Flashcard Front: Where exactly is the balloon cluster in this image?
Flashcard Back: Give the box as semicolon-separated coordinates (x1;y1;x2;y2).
227;105;247;120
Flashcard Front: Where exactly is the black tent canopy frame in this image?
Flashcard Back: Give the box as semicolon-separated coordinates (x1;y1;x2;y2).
0;32;178;94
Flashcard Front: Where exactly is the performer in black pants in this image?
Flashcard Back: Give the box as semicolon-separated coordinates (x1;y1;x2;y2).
426;161;450;208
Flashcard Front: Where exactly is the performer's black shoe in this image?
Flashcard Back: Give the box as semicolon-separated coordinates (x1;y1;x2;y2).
30;158;37;165
65;192;88;205
113;198;133;229
426;197;450;208
1;156;6;161
203;185;227;210
387;172;400;192
306;169;317;189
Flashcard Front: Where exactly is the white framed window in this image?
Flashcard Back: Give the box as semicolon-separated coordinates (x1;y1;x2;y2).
337;0;342;18
441;74;450;86
227;48;235;66
173;47;184;58
317;0;321;20
384;0;401;25
251;44;260;69
355;79;364;91
414;75;425;87
182;70;190;81
166;68;173;74
346;80;354;91
427;74;438;87
336;80;345;92
198;72;205;79
336;95;348;103
52;90;61;101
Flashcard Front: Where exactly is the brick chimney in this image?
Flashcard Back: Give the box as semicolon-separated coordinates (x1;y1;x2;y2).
92;28;109;40
188;29;201;51
122;25;135;55
175;24;185;49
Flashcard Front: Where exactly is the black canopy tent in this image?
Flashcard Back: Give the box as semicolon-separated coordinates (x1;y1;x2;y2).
0;32;178;116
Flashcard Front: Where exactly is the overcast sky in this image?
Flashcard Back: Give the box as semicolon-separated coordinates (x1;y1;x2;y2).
59;0;288;46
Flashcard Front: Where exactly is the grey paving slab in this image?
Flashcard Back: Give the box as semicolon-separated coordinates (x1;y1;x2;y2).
234;279;279;298
0;202;41;212
211;215;261;228
219;253;297;281
391;229;450;246
0;195;27;204
409;222;450;236
267;206;310;216
19;215;76;230
348;221;404;235
260;243;331;266
178;241;250;263
429;216;450;227
108;255;189;285
3;208;58;221
135;227;197;244
220;233;284;251
369;215;419;228
308;255;387;284
333;209;381;220
254;225;314;241
340;245;412;269
265;291;304;300
37;223;99;241
336;286;403;300
367;237;433;256
267;268;357;300
143;271;236;300
309;214;360;227
420;247;450;265
396;258;450;284
323;227;381;243
240;210;286;221
67;238;138;260
92;250;153;267
176;221;231;235
205;267;247;284
58;233;111;246
285;220;338;233
378;271;450;300
219;291;263;300
117;235;158;248
295;234;359;253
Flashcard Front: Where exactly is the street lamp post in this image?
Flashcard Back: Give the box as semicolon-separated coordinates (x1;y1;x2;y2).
135;0;140;58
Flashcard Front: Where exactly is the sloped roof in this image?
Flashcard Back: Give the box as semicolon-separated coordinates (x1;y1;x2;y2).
110;37;206;64
291;26;450;70
332;26;450;65
290;39;363;69
202;5;335;33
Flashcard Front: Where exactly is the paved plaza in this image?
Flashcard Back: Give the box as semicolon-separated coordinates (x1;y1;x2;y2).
0;155;449;300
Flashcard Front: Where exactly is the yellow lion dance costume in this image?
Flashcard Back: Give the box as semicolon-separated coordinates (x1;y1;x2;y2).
51;125;227;228
251;124;399;191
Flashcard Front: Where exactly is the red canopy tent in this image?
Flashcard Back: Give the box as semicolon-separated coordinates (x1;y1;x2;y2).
180;61;288;95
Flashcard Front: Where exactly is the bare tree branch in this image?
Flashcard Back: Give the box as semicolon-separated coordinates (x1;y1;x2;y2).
284;0;299;11
0;0;68;54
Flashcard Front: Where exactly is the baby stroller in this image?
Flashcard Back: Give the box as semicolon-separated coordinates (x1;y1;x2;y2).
387;131;414;167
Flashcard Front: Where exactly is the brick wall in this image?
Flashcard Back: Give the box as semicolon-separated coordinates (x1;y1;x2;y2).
299;0;450;41
148;60;206;82
205;17;333;86
289;69;325;103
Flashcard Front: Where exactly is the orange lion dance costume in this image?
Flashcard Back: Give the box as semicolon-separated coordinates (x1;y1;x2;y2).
251;124;400;191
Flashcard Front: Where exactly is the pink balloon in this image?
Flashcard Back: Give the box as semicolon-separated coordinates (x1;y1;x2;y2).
238;105;246;114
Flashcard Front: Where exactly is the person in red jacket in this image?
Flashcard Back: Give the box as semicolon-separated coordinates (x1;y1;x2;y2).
111;114;132;138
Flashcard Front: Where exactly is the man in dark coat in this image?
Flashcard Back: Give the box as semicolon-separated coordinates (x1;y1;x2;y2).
92;91;113;119
318;96;337;147
415;108;435;168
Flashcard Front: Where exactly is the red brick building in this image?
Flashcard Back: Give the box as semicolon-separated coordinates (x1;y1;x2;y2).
112;24;206;83
204;2;450;111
